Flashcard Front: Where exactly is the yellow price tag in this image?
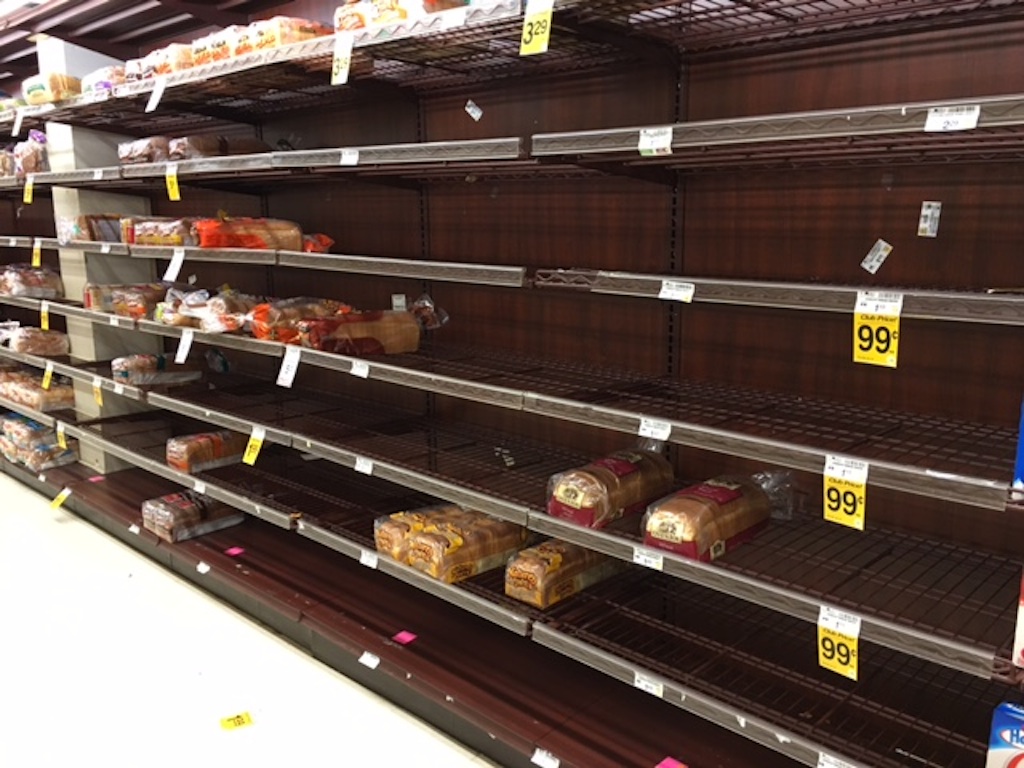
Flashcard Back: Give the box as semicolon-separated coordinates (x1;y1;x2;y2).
41;361;53;390
50;487;72;509
165;163;181;202
39;300;49;331
331;32;354;86
243;426;265;466
56;422;67;450
31;238;41;267
823;475;865;530
853;313;899;368
817;606;861;681
220;712;253;730
93;377;104;408
23;174;34;204
520;0;554;56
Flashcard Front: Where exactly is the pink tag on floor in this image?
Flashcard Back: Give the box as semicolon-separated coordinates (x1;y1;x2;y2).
224;547;245;557
88;476;105;483
656;760;687;768
392;630;417;645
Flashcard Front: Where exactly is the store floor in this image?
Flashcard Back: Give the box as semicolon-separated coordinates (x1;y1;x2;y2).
0;472;498;768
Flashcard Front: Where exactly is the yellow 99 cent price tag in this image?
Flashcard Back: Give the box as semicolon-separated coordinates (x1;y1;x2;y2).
39;300;49;331
243;425;266;466
822;455;868;531
56;422;67;450
853;291;903;368
165;163;181;202
520;0;554;56
220;712;253;730
31;238;41;267
817;606;861;681
41;360;53;390
23;173;34;204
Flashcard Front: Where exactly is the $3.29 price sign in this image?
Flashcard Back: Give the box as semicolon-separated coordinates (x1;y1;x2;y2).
520;0;553;56
818;606;861;681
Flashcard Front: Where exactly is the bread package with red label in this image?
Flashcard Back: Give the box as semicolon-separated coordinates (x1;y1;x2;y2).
118;136;171;165
0;264;63;298
111;354;203;386
296;310;421;355
505;539;626;609
249;297;351;344
376;504;529;583
642;471;794;561
166;430;249;473
8;328;70;357
192;217;303;251
168;135;272;160
546;449;675;528
142;490;244;543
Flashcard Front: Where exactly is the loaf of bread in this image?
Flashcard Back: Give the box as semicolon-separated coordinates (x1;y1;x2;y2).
376;504;529;583
250;298;350;344
142;490;243;543
0;374;74;411
643;475;773;561
64;213;124;242
14;130;48;176
505;539;624;609
297;311;421;355
166;430;249;473
1;412;54;447
128;217;197;246
0;264;63;298
141;43;193;77
168;135;272;160
111;354;203;386
193;217;303;251
246;16;332;52
19;439;78;473
8;328;70;357
81;65;125;95
118;137;171;165
547;449;675;528
85;282;168;313
22;73;81;104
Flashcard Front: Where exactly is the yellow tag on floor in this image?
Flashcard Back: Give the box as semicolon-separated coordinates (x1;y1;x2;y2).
165;163;181;201
50;487;71;509
520;0;554;56
41;361;53;390
23;174;34;205
853;291;903;368
243;425;266;466
220;712;253;730
817;606;861;681
822;455;869;531
31;238;41;267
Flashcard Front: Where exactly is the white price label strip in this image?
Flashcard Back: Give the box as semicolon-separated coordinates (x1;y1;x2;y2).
113;383;125;395
638;126;674;156
350;360;370;379
860;238;893;274
276;345;302;388
196;561;211;575
359;550;379;569
194;480;206;495
531;748;560;768
101;242;111;253
391;293;407;311
924;104;980;132
11;107;24;137
818;753;858;768
633;671;664;698
128;524;140;535
632;546;664;571
358;651;380;670
465;99;483;121
146;77;167;113
163;246;185;281
658;280;695;303
175;329;194;364
855;290;903;318
917;201;942;238
638;417;671;441
355;456;374;475
340;148;359;166
331;32;354;86
93;168;104;181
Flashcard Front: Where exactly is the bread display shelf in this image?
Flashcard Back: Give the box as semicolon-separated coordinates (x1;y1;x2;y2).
0;393;57;427
129;244;276;266
277;250;528;287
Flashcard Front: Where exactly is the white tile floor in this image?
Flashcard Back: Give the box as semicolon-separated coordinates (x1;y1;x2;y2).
0;472;499;768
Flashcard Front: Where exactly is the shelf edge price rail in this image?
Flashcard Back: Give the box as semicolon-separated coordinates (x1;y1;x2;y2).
853;290;903;368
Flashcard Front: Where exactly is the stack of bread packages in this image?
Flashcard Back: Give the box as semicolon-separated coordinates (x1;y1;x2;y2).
0;412;77;473
545;446;676;529
642;470;794;562
166;430;250;473
141;491;244;543
375;503;529;583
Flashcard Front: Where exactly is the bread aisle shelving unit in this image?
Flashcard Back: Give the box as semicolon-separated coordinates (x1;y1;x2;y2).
2;3;1023;768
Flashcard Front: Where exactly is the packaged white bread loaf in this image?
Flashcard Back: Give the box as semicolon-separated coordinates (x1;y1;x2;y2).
505;539;625;609
546;448;675;528
643;470;794;561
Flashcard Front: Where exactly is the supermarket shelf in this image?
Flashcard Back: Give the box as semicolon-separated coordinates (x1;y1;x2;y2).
0;393;57;427
136;319;285;358
129;244;276;266
531;93;1024;169
278;250;528;287
535;269;1024;326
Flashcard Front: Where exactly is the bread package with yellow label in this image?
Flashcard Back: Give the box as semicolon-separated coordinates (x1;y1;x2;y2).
546;449;675;528
505;539;625;609
643;471;793;561
22;73;81;105
376;504;528;583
